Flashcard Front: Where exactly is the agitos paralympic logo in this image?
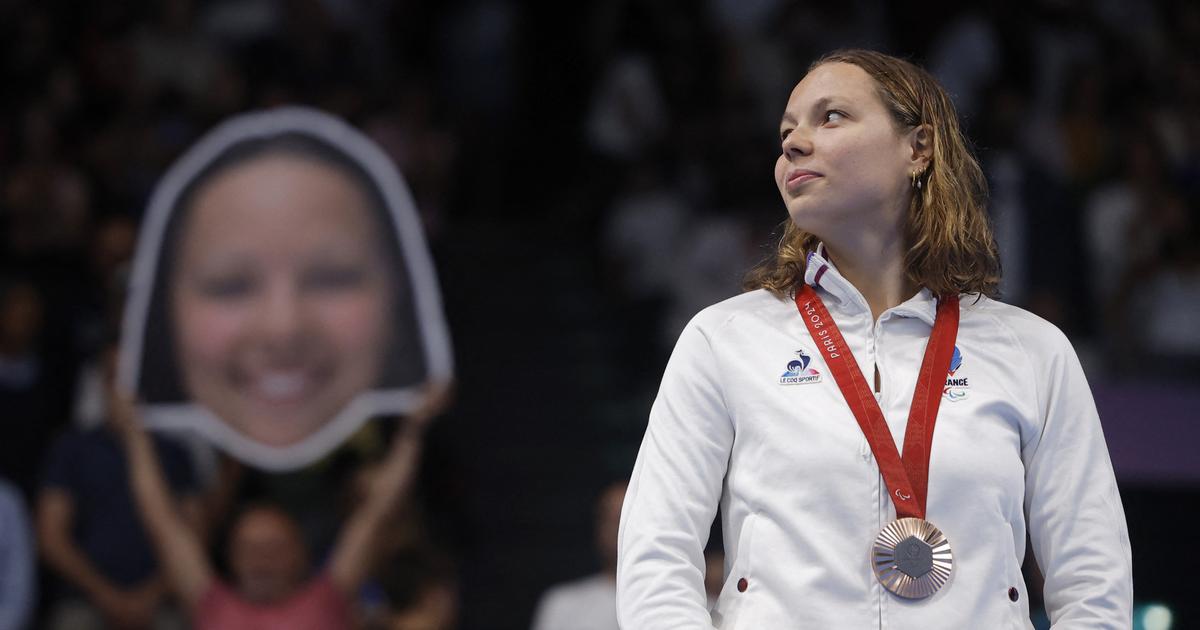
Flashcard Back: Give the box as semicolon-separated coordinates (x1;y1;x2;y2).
779;349;822;385
943;346;969;401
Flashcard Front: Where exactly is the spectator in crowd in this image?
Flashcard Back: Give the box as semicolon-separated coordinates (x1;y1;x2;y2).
37;342;201;630
530;481;626;630
346;455;459;629
72;213;138;430
1086;130;1180;314
1109;194;1200;368
661;205;761;345
0;280;53;500
363;80;459;242
0;476;34;630
585;53;667;165
370;547;459;630
601;160;692;371
115;378;451;630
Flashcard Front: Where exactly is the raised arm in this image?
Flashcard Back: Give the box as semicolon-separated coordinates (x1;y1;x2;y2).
328;381;453;595
112;395;215;609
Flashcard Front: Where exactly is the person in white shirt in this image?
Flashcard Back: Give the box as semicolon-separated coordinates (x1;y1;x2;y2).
617;49;1132;629
531;482;626;630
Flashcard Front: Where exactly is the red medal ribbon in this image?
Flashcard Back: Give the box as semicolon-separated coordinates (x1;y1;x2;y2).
794;284;959;520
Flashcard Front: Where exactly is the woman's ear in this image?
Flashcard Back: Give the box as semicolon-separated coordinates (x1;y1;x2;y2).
909;124;933;170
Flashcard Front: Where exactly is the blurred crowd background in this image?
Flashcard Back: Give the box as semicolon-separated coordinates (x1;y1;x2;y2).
0;0;1196;628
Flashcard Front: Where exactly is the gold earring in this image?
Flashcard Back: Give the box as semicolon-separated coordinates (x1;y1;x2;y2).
912;169;925;190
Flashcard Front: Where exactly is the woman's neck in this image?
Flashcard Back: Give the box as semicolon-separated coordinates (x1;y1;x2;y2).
822;232;915;322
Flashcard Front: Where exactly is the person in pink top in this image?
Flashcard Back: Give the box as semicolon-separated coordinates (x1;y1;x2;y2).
115;378;452;630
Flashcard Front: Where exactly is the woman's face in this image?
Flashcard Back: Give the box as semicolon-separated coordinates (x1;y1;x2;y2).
774;62;918;241
171;154;394;447
229;508;309;603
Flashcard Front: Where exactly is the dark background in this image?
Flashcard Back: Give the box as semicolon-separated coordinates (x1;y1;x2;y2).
0;0;1196;628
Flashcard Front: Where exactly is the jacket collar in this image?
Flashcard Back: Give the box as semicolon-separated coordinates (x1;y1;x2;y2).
802;242;939;326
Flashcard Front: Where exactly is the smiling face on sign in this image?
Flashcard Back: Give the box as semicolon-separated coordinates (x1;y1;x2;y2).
774;62;926;246
170;154;395;447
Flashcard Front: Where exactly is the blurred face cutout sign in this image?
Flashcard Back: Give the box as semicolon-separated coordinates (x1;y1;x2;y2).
119;107;453;470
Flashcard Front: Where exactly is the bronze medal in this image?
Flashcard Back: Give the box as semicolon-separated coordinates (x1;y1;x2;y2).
871;517;954;599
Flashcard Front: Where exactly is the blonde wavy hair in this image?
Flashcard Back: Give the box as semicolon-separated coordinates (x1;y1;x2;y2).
744;49;1000;298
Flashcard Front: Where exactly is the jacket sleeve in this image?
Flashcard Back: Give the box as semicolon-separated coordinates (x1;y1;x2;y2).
617;316;733;630
1021;327;1133;629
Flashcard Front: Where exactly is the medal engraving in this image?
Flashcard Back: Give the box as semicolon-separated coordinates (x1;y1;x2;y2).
872;517;954;599
894;536;933;578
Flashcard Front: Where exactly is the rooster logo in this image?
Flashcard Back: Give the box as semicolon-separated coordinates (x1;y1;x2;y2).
783;350;812;376
780;349;822;385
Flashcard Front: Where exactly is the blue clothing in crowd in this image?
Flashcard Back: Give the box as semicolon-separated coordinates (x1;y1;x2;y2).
40;427;197;594
0;478;33;630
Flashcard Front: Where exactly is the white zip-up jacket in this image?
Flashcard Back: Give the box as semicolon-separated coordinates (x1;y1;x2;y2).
617;248;1133;629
